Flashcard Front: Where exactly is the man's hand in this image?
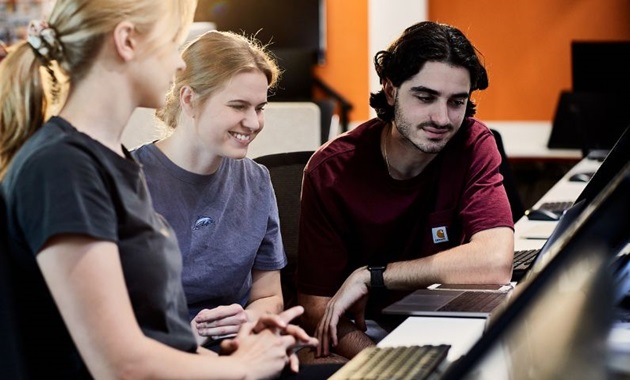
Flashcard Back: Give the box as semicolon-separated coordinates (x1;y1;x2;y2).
315;267;370;356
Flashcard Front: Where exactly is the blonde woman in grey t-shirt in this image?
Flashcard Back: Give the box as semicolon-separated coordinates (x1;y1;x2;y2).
133;30;288;351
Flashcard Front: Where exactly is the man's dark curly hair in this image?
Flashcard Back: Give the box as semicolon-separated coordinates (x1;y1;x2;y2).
369;21;488;123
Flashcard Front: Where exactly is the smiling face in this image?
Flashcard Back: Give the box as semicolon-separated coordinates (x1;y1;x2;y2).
190;70;269;159
385;60;471;154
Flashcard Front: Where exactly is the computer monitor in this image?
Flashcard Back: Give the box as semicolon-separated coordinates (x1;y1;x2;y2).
572;41;630;94
441;162;630;379
198;0;323;53
540;123;630;216
548;91;630;151
574;124;630;204
524;122;629;261
198;0;325;100
549;41;630;150
268;48;316;101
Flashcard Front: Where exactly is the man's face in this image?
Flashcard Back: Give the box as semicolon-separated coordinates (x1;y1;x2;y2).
385;61;471;154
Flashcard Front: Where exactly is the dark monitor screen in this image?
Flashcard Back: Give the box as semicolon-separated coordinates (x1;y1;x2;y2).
572;41;630;93
441;162;630;380
199;0;323;57
197;0;324;100
549;41;630;150
268;48;317;101
548;92;630;150
575;124;630;204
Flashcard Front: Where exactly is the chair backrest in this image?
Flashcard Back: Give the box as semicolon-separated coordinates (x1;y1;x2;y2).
490;129;525;222
253;151;314;309
0;188;27;379
248;102;321;158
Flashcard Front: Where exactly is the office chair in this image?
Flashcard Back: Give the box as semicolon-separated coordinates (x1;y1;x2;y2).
253;151;314;309
490;129;525;222
0;189;27;379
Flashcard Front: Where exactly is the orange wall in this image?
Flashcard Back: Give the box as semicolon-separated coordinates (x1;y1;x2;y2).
428;0;630;121
196;1;630;123
313;0;369;124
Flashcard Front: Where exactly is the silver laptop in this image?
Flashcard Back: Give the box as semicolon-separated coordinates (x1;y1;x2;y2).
382;283;514;318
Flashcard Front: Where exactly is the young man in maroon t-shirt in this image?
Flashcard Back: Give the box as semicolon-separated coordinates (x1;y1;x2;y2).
297;21;515;361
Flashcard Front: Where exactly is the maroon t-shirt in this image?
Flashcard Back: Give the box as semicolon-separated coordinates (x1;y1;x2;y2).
297;117;514;313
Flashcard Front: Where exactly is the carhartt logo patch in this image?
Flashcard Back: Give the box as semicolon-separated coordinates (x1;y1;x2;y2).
432;226;449;244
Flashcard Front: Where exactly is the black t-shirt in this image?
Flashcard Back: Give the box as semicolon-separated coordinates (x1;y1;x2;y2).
2;117;196;378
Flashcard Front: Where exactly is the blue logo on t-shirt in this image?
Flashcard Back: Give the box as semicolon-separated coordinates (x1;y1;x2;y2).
193;216;215;230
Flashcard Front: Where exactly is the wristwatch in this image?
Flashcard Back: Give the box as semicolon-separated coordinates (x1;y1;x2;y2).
367;265;387;289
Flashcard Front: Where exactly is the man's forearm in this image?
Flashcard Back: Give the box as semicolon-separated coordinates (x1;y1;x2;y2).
298;292;374;358
383;227;514;289
332;318;376;359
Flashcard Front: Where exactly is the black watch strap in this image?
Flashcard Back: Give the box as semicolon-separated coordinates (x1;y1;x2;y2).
368;265;386;288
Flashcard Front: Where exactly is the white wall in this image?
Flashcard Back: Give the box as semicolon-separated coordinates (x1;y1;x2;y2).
366;0;427;121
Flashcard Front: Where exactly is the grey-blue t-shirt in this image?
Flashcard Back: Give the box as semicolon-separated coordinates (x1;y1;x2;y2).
133;143;287;320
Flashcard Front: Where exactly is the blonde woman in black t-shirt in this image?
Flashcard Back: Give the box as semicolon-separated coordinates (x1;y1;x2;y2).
0;0;316;378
